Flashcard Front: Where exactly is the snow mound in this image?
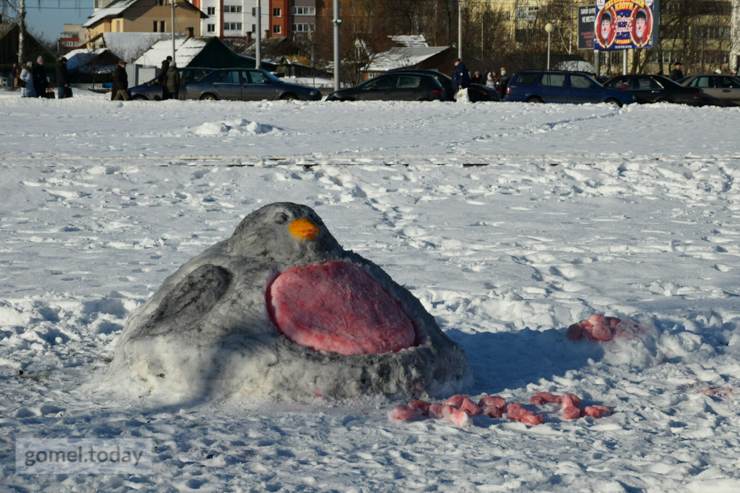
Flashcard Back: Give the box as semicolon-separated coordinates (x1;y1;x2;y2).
192;118;277;136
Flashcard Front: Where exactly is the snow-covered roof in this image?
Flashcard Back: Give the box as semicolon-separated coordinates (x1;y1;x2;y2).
134;37;208;67
64;48;108;71
102;32;172;62
389;35;429;48
83;0;138;28
366;46;449;72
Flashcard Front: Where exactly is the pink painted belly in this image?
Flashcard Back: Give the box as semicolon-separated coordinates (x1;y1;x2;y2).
267;261;417;356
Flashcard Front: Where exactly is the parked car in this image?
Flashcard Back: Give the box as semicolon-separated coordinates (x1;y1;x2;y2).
327;70;453;101
504;70;635;106
603;74;708;105
326;69;499;102
680;74;740;106
129;67;214;100
466;83;501;102
185;68;322;101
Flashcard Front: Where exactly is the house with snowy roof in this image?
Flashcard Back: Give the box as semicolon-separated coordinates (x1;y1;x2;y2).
132;35;264;84
83;0;206;39
362;35;454;81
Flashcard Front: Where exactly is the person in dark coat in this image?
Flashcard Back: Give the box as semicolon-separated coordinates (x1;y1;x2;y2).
165;63;181;100
111;60;130;101
31;56;48;98
160;56;172;99
669;62;684;81
451;58;471;93
55;57;70;99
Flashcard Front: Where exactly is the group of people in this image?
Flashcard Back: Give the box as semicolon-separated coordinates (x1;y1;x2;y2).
13;56;71;99
11;54;179;102
111;56;180;101
452;59;510;97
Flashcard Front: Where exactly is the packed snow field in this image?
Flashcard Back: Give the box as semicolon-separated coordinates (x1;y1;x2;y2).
1;91;739;492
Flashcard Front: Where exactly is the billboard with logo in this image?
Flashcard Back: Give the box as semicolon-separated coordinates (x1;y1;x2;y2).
594;0;660;51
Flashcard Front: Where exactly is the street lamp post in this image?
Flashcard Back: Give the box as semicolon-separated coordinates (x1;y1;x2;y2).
458;0;463;59
545;22;554;71
333;0;341;91
171;0;176;62
256;0;261;68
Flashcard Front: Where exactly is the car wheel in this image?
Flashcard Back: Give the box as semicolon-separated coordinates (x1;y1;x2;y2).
526;96;544;103
605;98;622;107
132;95;147;101
280;93;297;101
200;93;217;101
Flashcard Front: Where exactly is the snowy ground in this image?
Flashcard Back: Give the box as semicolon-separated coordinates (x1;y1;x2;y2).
1;90;739;492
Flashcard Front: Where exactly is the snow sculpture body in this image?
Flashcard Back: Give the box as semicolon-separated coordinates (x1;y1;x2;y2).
109;203;470;402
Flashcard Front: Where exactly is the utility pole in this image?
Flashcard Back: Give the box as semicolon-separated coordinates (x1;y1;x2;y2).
333;0;340;91
458;0;462;59
171;0;176;63
18;0;25;65
255;0;261;68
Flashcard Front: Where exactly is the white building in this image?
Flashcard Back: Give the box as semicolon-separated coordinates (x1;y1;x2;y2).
196;0;269;40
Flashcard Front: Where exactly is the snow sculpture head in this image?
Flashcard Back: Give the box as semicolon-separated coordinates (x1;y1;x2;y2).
108;202;470;403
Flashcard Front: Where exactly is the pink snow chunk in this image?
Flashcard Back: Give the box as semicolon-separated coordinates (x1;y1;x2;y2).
407;400;431;415
444;394;466;408
561;393;581;409
389;404;423;422
583;405;611;418
479;395;506;418
505;403;543;426
567;313;625;342
460;397;482;416
428;403;445;419
561;405;582;420
268;261;417;355
529;392;562;406
442;405;471;427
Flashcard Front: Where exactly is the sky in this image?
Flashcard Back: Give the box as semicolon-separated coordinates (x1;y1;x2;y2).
5;2;89;42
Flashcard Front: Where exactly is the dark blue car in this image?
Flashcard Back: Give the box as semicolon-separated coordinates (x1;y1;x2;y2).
504;70;635;106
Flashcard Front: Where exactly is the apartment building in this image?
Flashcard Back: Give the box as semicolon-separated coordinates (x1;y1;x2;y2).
191;0;315;40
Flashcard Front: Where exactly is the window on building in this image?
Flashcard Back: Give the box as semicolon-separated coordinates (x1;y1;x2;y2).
153;20;158;32
273;24;281;33
207;24;215;33
226;5;242;13
252;7;256;16
157;0;165;5
252;24;256;33
293;6;316;15
187;26;194;37
207;7;215;15
273;8;281;17
293;23;314;33
160;20;166;32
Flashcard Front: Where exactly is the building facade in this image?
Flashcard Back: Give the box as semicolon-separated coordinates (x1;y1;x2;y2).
190;0;315;40
85;0;204;39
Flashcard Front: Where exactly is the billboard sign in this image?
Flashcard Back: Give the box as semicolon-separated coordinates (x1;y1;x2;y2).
594;0;660;51
578;6;597;50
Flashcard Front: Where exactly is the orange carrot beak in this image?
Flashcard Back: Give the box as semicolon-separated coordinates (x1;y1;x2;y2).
288;218;320;241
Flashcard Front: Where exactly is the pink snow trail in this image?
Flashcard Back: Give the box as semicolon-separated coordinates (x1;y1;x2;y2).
567;313;642;342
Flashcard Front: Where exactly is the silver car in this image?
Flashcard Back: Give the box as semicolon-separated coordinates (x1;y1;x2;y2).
185;68;321;101
681;74;740;106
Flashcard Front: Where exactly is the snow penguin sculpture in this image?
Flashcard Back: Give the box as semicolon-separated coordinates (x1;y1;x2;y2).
108;202;470;403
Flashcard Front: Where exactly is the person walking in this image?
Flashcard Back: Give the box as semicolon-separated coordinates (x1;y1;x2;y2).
111;60;130;101
20;62;36;97
55;57;71;99
160;56;172;99
451;58;471;93
669;61;684;81
31;56;48;98
10;63;20;90
470;70;483;85
496;66;509;98
165;63;180;100
485;71;497;88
